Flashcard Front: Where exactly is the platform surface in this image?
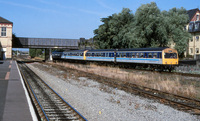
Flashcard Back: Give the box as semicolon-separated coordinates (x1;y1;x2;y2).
0;60;33;121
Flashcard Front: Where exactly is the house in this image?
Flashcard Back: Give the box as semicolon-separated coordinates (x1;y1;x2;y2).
187;8;200;58
0;17;13;59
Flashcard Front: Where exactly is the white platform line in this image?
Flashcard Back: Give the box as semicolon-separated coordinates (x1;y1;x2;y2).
15;61;38;121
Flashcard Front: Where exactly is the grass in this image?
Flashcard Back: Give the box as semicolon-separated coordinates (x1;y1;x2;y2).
50;62;199;99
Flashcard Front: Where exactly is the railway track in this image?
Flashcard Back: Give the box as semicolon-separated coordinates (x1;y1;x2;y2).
92;75;200;115
49;62;200;115
123;82;200;115
18;62;87;121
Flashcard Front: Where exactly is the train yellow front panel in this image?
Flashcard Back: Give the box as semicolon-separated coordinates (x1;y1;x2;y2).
162;59;178;65
162;48;179;65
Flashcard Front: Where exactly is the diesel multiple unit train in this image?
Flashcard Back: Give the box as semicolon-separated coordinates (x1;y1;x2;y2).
52;47;179;71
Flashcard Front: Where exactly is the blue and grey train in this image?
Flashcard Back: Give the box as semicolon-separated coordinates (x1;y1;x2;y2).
52;47;179;71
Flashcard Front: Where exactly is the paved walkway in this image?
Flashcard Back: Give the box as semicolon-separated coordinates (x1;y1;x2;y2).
0;60;34;121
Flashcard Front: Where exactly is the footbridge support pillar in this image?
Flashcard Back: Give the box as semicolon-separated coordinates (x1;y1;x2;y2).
45;48;53;61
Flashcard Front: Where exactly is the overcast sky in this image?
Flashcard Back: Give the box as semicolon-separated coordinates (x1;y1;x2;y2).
0;0;199;39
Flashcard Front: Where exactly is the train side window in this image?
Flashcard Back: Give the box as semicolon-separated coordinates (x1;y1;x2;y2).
148;53;152;58
153;53;157;58
111;53;114;57
123;53;126;58
132;53;135;58
136;53;139;58
109;53;112;57
116;53;119;57
140;53;144;58
120;53;123;57
128;53;132;58
119;53;122;57
126;53;129;57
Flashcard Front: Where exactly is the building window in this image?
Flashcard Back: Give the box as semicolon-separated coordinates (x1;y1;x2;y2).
195;23;199;30
1;27;6;36
190;48;193;53
191;39;193;42
197;15;199;21
189;23;193;30
196;48;199;53
196;36;199;41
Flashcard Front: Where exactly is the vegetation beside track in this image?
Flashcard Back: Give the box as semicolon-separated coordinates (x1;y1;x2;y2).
48;61;200;100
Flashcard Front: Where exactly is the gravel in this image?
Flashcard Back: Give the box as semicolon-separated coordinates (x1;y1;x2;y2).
27;63;199;121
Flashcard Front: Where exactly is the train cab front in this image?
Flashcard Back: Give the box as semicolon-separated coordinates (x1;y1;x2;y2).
162;48;179;71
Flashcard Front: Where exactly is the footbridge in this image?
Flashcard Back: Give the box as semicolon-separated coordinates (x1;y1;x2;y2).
12;37;83;60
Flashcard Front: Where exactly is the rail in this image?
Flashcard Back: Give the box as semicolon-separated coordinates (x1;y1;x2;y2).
18;62;87;121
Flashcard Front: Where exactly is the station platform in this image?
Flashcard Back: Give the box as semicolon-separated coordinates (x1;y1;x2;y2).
0;60;35;121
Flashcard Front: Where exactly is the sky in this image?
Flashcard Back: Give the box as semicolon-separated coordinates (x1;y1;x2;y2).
0;0;200;39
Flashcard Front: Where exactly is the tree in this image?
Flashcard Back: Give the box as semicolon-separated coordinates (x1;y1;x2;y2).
29;49;36;58
94;8;134;49
29;49;43;58
133;2;168;48
93;2;191;57
163;7;191;57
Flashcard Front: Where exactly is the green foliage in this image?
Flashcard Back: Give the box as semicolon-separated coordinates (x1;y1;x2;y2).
29;49;43;58
93;2;191;56
164;7;191;56
94;8;134;49
29;49;36;58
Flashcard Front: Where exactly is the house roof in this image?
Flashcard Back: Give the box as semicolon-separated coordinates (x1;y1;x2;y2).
187;8;199;21
0;16;13;24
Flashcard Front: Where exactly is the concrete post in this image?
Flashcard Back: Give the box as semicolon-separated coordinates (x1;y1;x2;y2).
45;49;49;61
49;48;52;61
44;48;53;61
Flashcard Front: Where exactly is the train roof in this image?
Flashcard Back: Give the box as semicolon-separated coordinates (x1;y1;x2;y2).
117;47;169;51
63;50;86;52
62;47;170;53
87;47;169;52
87;49;115;52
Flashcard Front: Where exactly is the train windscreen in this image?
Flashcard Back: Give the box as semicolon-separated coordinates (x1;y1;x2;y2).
164;53;177;59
